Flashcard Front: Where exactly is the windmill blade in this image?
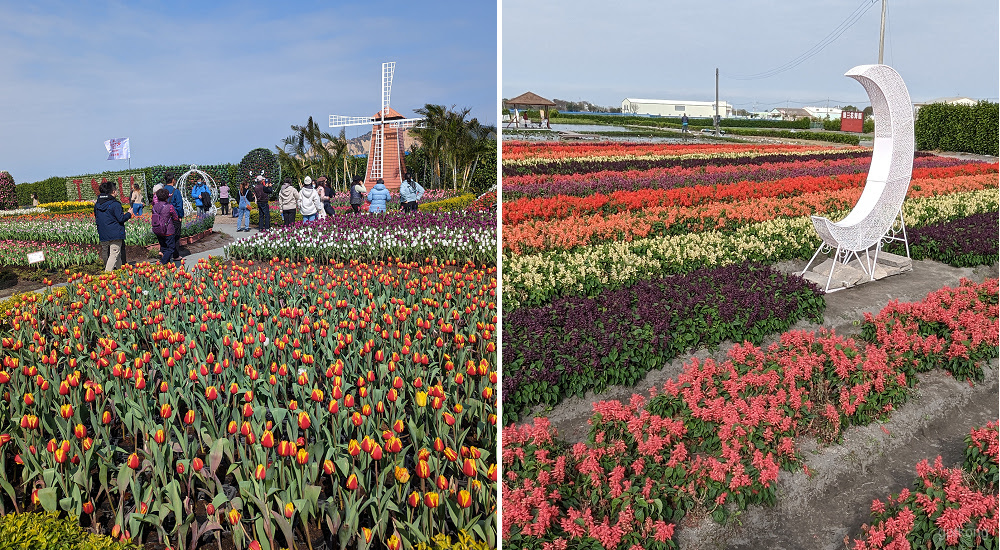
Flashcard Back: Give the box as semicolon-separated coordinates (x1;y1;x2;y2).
387;118;425;129
330;115;378;128
382;61;395;117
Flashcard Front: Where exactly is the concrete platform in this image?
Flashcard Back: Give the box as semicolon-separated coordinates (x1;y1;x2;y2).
805;251;913;292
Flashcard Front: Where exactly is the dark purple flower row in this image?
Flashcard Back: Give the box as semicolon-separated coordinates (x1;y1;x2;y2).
500;261;825;422
885;211;999;268
503;154;968;199
502;149;894;178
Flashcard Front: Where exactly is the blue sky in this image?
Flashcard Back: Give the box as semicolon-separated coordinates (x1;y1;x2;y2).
503;0;998;113
0;1;497;183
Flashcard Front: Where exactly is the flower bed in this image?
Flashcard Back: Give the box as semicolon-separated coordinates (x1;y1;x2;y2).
0;258;497;549
502;279;998;550
502;155;974;199
225;211;496;265
501;262;825;422
0;241;100;268
884;211;999;268
503;188;1000;309
0;212;214;247
852;421;998;549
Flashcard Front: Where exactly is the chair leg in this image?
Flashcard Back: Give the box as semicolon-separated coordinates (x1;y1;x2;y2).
825;247;841;293
802;243;825;276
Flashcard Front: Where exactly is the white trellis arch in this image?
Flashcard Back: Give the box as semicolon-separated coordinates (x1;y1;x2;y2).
176;165;219;216
802;64;914;292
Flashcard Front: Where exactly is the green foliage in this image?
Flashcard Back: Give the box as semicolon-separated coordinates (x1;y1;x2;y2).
0;512;138;550
238;148;280;189
16;177;68;206
0;171;17;210
418;194;477;212
915;100;999;155
144;164;234;205
415;531;492;550
62;171;147;203
249;206;301;225
468;140;496;195
724;128;861;145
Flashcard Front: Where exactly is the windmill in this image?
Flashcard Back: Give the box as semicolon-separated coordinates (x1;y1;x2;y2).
330;62;423;192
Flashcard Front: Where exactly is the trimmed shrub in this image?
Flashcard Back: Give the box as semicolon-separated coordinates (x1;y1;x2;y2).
0;172;17;210
0;512;138;550
63;171;146;204
724;127;862;145
16;176;68;206
238;148;280;189
915;100;999;155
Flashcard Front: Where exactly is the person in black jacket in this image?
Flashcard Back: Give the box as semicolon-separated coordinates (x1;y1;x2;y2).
94;181;133;271
253;175;272;232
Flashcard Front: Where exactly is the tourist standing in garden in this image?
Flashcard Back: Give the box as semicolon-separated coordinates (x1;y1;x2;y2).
350;176;366;214
366;178;391;213
254;175;272;232
236;181;253;231
218;181;230;216
191;176;212;215
151;188;179;265
163;172;184;260
681;113;689;133
94;180;133;271
318;176;335;217
31;193;39;207
399;172;425;213
278;176;299;226
130;185;144;215
298;176;323;221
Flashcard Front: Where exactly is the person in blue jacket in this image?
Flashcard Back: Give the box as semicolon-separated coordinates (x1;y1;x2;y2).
366;178;391;213
399;172;425;213
191;176;212;215
93;180;132;271
163;172;184;260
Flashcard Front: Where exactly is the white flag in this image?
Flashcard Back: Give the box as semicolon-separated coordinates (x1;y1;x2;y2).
105;138;130;160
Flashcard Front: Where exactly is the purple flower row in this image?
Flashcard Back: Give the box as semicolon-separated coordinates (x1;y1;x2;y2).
885;211;999;268
503;154;968;199
501;261;825;422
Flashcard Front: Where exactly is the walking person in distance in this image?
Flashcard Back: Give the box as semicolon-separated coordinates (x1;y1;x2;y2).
163;172;184;260
94;180;132;272
253;175;272;232
218;181;230;216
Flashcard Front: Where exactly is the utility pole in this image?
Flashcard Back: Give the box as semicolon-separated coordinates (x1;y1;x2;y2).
714;68;720;135
878;0;887;64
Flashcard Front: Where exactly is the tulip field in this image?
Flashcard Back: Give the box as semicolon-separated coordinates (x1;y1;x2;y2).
0;247;497;549
501;140;1000;549
225;211;496;265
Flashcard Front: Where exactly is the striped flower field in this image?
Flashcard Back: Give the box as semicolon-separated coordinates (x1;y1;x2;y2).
501;140;1000;550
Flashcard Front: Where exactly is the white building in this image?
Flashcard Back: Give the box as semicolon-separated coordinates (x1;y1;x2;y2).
621;98;733;119
803;106;843;120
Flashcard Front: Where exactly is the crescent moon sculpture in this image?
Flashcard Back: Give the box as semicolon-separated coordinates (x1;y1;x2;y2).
802;64;914;292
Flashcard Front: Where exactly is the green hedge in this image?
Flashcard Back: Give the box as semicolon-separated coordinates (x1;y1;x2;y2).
16;177;68;206
725;127;861;145
63;171;147;204
915;101;999;156
0;512;138;550
552;112;812;129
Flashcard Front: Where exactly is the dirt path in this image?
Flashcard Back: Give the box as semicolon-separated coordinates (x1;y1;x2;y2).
515;258;999;549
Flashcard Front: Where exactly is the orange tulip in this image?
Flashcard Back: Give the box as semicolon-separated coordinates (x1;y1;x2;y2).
159;403;172;419
127;453;140;469
284;502;294;519
60;404;73;419
416;460;431;479
463;458;477;477
407;491;420;508
297;411;311;430
346;473;358;490
457;489;472;509
261;430;275;448
423;492;439;508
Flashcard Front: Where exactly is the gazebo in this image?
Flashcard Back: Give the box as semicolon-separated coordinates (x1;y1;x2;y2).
504;91;555;129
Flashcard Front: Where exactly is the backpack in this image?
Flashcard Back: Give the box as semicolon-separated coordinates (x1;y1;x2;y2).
151;204;170;236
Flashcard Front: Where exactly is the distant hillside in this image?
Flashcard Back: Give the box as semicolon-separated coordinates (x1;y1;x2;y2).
343;129;420;156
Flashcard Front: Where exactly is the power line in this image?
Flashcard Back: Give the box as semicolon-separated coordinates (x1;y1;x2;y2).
727;0;879;81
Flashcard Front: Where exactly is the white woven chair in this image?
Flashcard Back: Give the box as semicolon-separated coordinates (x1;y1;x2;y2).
802;64;913;292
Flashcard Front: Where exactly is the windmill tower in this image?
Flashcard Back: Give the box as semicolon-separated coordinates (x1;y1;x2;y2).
330;62;423;192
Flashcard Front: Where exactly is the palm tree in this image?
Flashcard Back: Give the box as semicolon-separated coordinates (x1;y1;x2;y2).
411;104;448;188
275;116;346;184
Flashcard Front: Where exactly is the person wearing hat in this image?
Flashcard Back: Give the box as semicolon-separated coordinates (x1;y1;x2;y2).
366;178;391;214
253;174;272;232
349;176;366;214
298;176;323;222
278;176;300;226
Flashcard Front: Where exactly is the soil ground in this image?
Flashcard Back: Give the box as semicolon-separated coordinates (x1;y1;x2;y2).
519;257;999;549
